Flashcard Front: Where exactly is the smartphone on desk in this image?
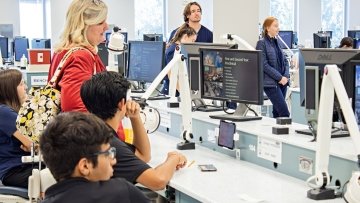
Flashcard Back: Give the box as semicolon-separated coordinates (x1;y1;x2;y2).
198;164;217;172
218;120;236;150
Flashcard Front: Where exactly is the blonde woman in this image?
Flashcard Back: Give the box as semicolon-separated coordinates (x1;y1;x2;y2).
0;69;34;188
48;0;108;112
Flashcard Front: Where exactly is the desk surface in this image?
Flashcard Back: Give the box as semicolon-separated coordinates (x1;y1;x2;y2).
148;133;343;203
148;100;357;162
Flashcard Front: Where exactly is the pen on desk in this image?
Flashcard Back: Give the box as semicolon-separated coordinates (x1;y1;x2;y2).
188;160;195;168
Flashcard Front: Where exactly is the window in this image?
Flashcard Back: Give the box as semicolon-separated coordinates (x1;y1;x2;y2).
134;0;164;40
321;0;345;48
270;0;295;31
19;0;45;39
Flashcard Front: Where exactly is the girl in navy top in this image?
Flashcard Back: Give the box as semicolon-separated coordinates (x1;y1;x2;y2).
161;23;197;95
0;69;34;188
256;17;290;118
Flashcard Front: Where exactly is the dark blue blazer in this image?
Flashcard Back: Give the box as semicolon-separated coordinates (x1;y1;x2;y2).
256;36;289;87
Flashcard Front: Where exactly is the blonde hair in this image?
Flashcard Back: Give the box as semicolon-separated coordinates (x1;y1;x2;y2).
54;0;108;52
261;16;278;38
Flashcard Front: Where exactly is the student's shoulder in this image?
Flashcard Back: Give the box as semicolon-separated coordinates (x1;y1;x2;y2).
0;105;16;117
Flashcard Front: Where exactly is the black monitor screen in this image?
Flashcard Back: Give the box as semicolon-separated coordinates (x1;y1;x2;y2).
278;31;293;49
348;30;360;39
0;36;8;58
31;38;51;49
14;37;29;61
127;41;165;83
200;48;263;105
313;32;331;48
355;39;360;49
143;34;163;42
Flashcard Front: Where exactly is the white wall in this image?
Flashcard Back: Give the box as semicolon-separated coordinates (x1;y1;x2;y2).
348;0;360;30
49;0;135;47
166;0;213;40
0;0;20;37
298;0;321;46
213;0;260;47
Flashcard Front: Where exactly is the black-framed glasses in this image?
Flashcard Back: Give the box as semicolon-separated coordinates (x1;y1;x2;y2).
92;147;116;159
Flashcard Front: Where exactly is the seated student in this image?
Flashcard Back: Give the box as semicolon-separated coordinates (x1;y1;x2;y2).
339;37;354;49
0;69;34;188
80;71;187;191
40;112;149;203
161;23;197;95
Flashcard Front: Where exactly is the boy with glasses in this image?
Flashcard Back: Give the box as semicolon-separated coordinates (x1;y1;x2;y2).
40;112;149;203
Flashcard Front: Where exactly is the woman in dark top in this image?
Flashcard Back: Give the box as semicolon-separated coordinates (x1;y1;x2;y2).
161;23;197;95
256;16;290;118
0;69;34;188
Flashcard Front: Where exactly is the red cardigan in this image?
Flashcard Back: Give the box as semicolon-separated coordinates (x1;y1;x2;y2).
48;48;125;140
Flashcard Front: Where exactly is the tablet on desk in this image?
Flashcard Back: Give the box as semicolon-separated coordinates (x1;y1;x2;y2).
198;164;217;172
218;120;236;150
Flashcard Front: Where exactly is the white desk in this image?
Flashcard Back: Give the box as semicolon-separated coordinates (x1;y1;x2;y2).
148;133;343;203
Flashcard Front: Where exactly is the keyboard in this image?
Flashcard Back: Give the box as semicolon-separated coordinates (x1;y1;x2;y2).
295;129;350;138
209;114;262;122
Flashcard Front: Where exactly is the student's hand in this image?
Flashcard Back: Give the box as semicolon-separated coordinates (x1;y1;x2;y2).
125;100;141;119
278;76;288;86
168;151;187;170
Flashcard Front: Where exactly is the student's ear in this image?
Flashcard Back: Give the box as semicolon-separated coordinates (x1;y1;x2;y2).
117;99;126;111
77;158;92;177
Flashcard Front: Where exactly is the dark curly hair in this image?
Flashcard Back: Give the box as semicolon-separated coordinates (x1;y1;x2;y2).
40;112;113;181
80;71;131;120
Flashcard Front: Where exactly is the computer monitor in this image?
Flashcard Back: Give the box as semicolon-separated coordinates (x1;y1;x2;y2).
180;43;238;112
143;34;163;42
97;42;108;66
313;32;332;48
200;48;264;121
127;41;165;83
278;30;293;49
298;48;360;137
13;37;29;61
348;30;360;49
181;43;238;92
0;36;8;59
348;30;360;39
31;38;51;49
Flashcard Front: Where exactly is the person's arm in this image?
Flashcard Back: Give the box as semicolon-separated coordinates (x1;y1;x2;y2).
13;130;33;152
255;40;283;82
126;101;151;163
136;151;187;191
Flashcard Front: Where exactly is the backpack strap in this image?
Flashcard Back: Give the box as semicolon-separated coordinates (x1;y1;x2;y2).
48;47;96;87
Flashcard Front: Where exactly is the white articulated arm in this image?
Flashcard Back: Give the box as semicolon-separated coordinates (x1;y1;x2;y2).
222;34;255;51
141;47;193;143
141;53;183;100
308;65;360;202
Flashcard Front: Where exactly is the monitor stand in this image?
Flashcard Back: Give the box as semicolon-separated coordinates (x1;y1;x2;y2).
209;103;262;122
191;98;222;112
131;81;146;93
